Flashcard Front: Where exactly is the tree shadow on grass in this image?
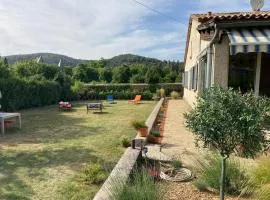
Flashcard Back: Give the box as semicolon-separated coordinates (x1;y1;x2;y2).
0;105;111;144
91;112;110;115
0;146;114;200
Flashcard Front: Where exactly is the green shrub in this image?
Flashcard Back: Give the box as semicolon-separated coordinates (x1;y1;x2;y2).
172;160;183;169
194;179;209;192
113;171;161;200
80;84;182;100
71;80;86;94
170;91;180;99
142;90;153;100
83;163;108;185
121;136;131;148
194;154;249;195
152;93;159;101
0;77;61;111
248;157;270;199
156;88;165;98
255;184;270;200
251;157;270;186
159;88;165;98
132;121;147;130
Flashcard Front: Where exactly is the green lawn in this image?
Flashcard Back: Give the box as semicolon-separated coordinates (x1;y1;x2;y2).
0;101;155;200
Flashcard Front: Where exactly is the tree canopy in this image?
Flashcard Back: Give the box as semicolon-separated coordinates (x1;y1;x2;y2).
185;86;270;200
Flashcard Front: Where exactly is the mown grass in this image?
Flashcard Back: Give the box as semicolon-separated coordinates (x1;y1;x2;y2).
0;101;155;200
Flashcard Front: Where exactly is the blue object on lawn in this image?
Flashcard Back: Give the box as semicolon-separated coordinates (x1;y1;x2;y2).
107;95;114;103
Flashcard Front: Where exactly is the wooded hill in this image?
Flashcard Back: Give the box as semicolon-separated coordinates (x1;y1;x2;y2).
5;53;183;69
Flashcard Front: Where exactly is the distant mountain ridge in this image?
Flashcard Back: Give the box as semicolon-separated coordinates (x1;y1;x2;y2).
5;53;182;68
5;53;88;67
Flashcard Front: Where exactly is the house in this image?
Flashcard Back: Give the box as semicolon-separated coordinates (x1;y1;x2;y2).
183;11;270;106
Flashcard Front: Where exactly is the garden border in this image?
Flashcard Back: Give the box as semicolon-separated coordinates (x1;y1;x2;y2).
93;98;164;200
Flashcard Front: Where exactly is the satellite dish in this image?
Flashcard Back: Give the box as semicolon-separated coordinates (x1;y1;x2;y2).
250;0;264;11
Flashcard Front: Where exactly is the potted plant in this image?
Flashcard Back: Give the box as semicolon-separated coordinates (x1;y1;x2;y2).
132;120;148;137
121;136;131;148
147;130;161;144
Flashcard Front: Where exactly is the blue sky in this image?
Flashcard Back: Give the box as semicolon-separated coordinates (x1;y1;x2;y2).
0;0;270;61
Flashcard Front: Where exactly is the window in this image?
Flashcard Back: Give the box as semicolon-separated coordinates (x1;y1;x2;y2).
183;71;189;89
194;65;198;91
191;67;195;89
189;69;193;90
200;56;207;90
184;65;199;91
229;53;256;93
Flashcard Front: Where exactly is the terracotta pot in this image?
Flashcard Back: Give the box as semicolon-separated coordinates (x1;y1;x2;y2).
137;127;148;137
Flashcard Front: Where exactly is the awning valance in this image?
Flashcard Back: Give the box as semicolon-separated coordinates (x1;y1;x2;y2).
227;28;270;55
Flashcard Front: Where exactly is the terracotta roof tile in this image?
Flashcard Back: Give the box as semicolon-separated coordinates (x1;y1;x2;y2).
192;11;270;22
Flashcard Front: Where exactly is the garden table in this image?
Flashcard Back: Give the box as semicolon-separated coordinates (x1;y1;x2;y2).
0;112;21;134
86;102;103;113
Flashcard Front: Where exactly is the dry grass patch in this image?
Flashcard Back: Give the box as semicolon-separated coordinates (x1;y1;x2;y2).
0;101;155;200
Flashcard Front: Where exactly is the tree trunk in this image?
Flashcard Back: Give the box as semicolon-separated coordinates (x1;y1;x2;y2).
220;156;227;200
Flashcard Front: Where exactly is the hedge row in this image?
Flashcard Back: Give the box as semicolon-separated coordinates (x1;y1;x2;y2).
83;83;183;97
0;78;61;111
79;90;153;100
0;80;183;111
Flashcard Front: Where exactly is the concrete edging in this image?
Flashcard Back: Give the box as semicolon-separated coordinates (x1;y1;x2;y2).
93;98;164;200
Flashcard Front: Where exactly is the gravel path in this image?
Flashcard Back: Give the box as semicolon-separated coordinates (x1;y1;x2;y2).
160;100;247;200
161;100;200;168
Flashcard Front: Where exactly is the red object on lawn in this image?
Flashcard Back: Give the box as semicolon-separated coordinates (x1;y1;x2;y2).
0;120;16;132
59;101;72;111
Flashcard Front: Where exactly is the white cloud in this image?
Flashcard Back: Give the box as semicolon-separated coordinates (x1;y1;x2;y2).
0;0;182;60
1;0;269;61
196;0;270;12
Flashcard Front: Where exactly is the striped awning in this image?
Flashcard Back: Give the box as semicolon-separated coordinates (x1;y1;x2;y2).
227;28;270;55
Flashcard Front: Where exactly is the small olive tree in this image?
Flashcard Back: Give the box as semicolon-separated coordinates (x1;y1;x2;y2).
185;86;270;200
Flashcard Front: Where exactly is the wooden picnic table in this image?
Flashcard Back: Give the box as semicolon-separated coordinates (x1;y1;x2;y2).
0;112;21;134
86;102;103;113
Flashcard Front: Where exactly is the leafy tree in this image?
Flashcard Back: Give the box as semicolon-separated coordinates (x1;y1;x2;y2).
0;59;10;78
99;68;112;83
13;60;59;80
64;67;73;77
71;81;85;94
54;71;73;100
112;65;131;83
72;64;88;82
13;60;39;78
3;57;8;67
86;67;99;82
185;86;270;200
145;67;161;84
72;64;99;83
130;74;145;83
175;74;182;83
163;71;178;83
97;58;105;68
37;64;59;80
71;81;86;100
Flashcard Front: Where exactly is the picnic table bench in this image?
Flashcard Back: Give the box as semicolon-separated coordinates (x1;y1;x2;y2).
86;102;103;113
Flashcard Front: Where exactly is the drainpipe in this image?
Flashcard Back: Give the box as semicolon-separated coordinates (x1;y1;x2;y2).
206;24;219;88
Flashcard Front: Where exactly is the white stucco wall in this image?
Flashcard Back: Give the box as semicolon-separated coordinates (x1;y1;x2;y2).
183;18;210;107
